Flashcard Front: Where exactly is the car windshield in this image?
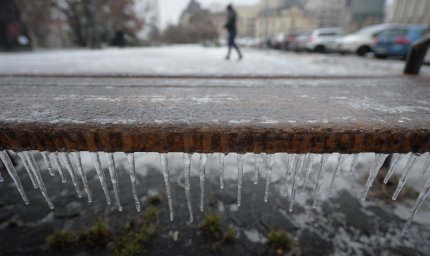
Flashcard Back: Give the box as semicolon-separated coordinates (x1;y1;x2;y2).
355;25;386;36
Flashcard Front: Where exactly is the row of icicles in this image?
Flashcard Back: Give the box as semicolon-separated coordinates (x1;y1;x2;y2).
0;150;430;236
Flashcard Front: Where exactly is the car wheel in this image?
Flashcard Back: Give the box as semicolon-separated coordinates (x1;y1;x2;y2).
356;46;371;57
314;45;325;53
375;54;387;59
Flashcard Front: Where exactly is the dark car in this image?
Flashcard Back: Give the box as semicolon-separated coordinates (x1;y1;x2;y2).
373;25;430;59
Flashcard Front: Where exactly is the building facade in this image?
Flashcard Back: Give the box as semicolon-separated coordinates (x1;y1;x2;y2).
236;5;259;38
347;0;385;32
305;0;349;29
385;0;430;24
255;6;317;37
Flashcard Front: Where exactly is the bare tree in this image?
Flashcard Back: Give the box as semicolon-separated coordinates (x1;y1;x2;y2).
15;0;143;48
14;0;55;48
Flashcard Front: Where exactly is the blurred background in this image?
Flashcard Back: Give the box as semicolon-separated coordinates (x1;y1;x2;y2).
0;0;429;61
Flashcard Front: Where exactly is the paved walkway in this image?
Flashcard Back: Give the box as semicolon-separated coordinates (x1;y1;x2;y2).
1;45;429;77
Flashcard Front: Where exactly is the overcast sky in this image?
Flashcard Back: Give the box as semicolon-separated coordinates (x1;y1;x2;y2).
158;0;259;29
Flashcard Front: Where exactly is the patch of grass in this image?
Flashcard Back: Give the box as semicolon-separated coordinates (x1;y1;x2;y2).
46;230;76;250
267;230;293;254
79;219;111;247
148;194;161;206
367;167;419;202
7;219;19;227
111;207;159;256
223;228;237;244
200;213;222;239
143;205;158;223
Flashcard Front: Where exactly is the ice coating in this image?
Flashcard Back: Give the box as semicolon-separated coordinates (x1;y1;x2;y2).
49;152;66;183
23;151;54;209
17;151;38;189
237;154;245;207
312;154;330;208
126;153;141;212
362;153;388;201
160;153;173;220
59;152;83;197
199;153;208;212
90;152;111;205
72;152;93;203
0;150;428;236
105;152;123;211
41;151;55;177
0;150;29;204
219;153;225;189
183;153;193;222
392;154;418;200
263;154;275;203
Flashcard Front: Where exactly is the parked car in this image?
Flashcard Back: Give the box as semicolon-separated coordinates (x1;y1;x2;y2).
272;33;299;50
425;50;430;64
288;32;311;51
336;24;394;56
373;25;430;59
306;27;344;53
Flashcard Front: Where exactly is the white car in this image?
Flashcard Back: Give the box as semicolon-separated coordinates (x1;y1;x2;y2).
306;27;345;53
336;24;395;56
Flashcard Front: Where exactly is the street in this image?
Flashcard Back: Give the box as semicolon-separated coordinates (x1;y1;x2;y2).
1;45;429;77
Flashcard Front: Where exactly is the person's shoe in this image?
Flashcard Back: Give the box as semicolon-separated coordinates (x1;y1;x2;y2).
238;55;243;61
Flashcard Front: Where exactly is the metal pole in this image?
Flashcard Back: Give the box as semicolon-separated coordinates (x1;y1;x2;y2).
404;36;430;75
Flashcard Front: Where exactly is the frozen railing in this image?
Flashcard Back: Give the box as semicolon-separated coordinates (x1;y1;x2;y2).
0;75;430;236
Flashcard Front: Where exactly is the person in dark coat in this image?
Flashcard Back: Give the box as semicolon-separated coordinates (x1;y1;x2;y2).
224;4;242;60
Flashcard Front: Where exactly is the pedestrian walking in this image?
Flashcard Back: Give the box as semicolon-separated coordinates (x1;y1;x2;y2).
224;4;243;60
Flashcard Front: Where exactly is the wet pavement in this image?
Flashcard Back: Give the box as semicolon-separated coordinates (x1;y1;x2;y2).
0;45;429;77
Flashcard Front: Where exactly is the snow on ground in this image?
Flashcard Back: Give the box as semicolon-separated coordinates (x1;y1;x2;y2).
1;45;429;76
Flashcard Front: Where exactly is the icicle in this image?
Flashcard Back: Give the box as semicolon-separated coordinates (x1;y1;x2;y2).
237;154;245;207
362;153;388;201
160;153;173;220
72;152;92;203
289;154;304;212
50;152;66;183
17;152;38;189
126;153;141;212
421;153;430;176
0;150;29;204
219;153;225;189
348;153;360;174
401;175;430;235
23;151;54;209
59;152;83;197
90;152;111;204
199;153;207;212
263;154;275;203
384;153;402;184
392;154;418;200
328;154;350;198
253;153;260;185
105;152;122;212
283;154;297;197
312;154;330;208
40;151;55;177
183;153;193;222
301;154;314;192
0;164;4;182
